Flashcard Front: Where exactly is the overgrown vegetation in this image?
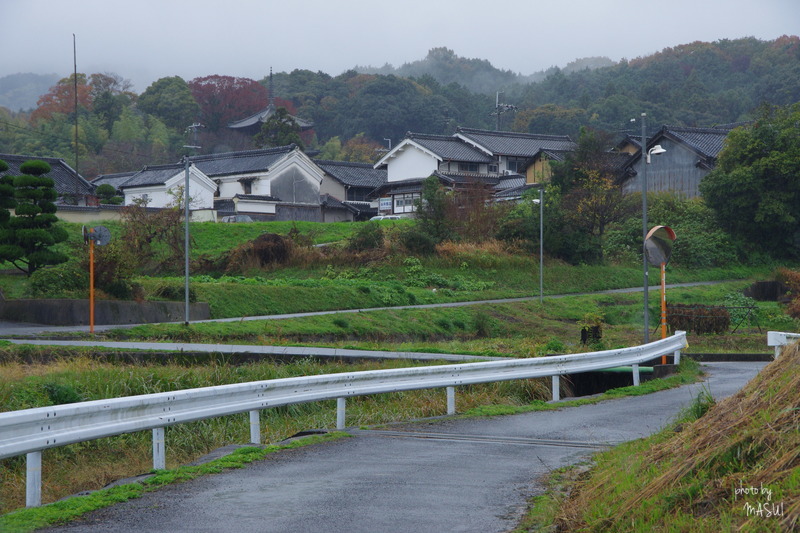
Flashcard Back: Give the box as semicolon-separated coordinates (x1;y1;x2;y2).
0;354;553;514
529;343;800;532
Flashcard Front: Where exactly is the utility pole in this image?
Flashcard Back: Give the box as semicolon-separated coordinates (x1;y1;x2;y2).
183;123;204;326
490;92;517;131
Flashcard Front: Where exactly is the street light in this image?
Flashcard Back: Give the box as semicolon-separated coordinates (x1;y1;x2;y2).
532;185;544;305
640;113;666;343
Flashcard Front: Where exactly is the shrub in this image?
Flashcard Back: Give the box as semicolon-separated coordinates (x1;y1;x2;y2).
543;338;566;353
150;281;196;303
473;312;495;338
347;222;384;252
226;233;292;273
28;262;88;297
397;227;437;256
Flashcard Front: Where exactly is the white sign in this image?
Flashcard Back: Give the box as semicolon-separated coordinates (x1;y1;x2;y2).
379;197;392;211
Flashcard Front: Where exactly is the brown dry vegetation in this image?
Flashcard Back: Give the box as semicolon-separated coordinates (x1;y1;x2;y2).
554;344;800;531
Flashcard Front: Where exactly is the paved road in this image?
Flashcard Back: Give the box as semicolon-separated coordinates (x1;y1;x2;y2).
41;361;766;533
0;338;499;362
0;281;725;337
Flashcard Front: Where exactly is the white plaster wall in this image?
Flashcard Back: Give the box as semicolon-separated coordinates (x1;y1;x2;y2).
387;148;438;181
236;199;277;214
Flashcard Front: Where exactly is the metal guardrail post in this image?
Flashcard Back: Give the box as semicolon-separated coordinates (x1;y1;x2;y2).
1;332;690;507
446;387;456;415
673;349;681;366
249;411;261;444
336;398;346;430
26;451;41;508
766;331;799;359
153;427;166;470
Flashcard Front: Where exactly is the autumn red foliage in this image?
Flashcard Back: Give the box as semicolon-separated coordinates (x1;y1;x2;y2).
188;75;268;132
30;74;92;123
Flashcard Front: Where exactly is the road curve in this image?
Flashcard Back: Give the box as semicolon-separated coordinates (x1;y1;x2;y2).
40;361;766;533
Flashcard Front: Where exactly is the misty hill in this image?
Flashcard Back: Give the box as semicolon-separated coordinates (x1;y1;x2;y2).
0;73;60;111
355;47;614;94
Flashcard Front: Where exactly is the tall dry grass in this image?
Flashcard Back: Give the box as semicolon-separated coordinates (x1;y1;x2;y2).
556;345;800;531
0;357;550;514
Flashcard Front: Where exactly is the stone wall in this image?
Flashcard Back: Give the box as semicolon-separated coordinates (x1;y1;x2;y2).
0;299;210;326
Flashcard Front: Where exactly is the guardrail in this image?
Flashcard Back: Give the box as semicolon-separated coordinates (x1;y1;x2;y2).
1;332;686;508
766;331;800;358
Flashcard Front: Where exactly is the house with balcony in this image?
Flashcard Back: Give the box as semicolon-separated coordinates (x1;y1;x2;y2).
453;128;576;179
371;128;576;215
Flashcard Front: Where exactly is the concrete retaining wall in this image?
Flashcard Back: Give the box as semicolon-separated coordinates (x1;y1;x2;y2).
0;299;210;326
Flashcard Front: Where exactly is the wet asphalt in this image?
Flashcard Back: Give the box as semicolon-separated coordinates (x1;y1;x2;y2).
38;361;766;533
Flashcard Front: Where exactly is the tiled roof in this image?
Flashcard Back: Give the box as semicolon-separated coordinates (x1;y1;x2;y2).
190;146;295;177
434;171;501;187
455;127;576;157
314;159;387;188
495;175;527;190
228;103;314;130
495;183;536;199
320;194;361;214
0;153;94;197
92;171;137;190
233;194;280;202
120;163;184;188
406;132;493;163
661;125;730;159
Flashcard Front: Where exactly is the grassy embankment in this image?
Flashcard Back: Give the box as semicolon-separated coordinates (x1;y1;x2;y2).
1;221;797;526
0;275;789;518
517;343;799;532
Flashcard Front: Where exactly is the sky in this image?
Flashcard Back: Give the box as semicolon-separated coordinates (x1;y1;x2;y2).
1;0;799;93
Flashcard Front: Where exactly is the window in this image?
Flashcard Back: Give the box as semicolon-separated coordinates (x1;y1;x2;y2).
393;193;420;213
506;158;527;173
242;181;252;195
458;162;478;172
488;163;498;173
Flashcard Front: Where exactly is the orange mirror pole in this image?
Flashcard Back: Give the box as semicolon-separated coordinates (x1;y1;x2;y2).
89;231;95;334
660;261;667;363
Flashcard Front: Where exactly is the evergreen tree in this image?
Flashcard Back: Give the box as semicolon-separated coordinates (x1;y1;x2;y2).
0;160;68;275
253;107;305;149
700;103;800;258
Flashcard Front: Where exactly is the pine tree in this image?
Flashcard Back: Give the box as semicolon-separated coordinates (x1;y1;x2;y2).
0;160;68;275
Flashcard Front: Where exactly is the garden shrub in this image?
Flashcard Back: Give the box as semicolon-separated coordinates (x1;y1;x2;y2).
28;262;88;297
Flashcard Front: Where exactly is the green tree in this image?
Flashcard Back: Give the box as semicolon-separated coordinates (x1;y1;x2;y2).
0;160;13;225
95;183;123;205
0;160;68;275
700;103;800;258
137;76;199;130
253;107;305;149
317;136;343;160
414;175;454;243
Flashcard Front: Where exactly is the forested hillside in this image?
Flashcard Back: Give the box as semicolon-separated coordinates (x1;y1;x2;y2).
0;36;797;178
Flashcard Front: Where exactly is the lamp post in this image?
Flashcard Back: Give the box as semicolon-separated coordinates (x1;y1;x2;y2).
538;185;544;305
640;113;666;343
531;186;544;305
